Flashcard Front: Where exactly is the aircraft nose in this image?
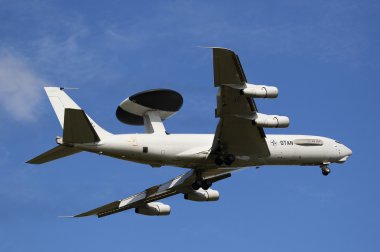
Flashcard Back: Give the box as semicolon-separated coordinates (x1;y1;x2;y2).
343;145;352;157
336;144;352;163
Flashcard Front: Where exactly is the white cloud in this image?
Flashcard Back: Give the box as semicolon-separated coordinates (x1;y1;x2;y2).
0;50;45;121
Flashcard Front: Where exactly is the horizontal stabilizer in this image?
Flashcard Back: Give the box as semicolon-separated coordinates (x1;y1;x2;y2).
26;145;81;164
63;109;100;143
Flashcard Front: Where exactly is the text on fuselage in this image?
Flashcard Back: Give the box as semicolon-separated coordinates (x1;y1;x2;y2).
280;140;293;145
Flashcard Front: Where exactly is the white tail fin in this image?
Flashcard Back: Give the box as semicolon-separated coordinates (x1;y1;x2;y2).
26;87;112;165
44;87;112;139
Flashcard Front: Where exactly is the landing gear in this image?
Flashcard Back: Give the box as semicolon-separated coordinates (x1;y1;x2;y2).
201;180;212;190
191;179;212;190
191;180;203;190
224;154;236;166
192;170;213;190
320;165;331;176
214;156;224;166
214;154;235;166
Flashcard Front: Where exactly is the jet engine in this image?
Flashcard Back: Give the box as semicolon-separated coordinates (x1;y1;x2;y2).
135;202;171;216
184;189;220;202
254;113;289;128
241;84;278;98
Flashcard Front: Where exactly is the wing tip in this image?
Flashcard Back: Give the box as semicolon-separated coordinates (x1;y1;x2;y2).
58;214;96;218
197;46;232;51
58;215;75;218
25;160;38;164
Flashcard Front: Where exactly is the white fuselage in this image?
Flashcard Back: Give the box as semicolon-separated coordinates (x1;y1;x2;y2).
73;134;352;169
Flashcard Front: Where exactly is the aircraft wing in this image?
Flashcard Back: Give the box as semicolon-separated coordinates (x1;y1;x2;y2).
211;47;270;157
72;168;234;218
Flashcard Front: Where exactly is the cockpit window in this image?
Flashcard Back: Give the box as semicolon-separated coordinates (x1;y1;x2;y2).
335;140;341;144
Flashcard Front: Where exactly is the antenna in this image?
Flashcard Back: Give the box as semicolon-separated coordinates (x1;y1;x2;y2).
59;87;79;90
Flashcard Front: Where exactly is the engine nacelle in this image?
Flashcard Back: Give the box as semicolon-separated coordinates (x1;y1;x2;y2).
184;189;220;202
241;84;278;98
135;202;171;216
254;113;289;128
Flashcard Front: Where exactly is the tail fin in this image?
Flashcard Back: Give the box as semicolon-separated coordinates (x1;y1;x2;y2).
26;145;81;164
44;87;112;140
27;87;112;165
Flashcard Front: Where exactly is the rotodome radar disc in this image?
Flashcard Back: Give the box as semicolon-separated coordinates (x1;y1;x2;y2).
116;89;183;125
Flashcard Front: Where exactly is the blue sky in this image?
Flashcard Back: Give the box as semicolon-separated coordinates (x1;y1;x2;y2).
0;0;379;251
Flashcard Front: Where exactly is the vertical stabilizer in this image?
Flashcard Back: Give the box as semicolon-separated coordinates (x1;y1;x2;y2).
44;87;112;139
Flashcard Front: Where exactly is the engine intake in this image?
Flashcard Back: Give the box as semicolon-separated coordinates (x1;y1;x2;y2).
241;84;278;98
254;113;289;128
135;202;171;216
184;189;220;202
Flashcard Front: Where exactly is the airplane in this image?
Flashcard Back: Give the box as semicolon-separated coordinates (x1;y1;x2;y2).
27;47;352;217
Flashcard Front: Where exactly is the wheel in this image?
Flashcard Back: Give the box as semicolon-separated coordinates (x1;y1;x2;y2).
321;166;331;176
201;180;212;190
224;154;235;166
192;180;202;190
192;182;200;190
214;156;224;166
